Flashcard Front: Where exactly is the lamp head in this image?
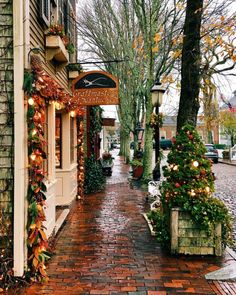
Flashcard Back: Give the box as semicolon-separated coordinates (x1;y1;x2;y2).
151;79;166;107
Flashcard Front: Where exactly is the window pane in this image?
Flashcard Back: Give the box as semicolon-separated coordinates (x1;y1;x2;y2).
70;117;75;163
43;0;49;18
55;113;62;168
43;107;49;176
63;2;68;34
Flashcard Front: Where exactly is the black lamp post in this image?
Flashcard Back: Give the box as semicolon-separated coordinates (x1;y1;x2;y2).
151;78;166;181
135;122;144;143
134;122;144;158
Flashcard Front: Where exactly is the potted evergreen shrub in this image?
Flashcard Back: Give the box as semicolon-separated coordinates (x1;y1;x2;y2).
148;125;232;256
130;158;143;179
130;142;144;179
101;151;114;176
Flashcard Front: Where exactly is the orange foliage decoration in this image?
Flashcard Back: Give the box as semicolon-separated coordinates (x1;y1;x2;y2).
24;59;85;280
77;120;85;199
26;92;50;281
33;69;86;112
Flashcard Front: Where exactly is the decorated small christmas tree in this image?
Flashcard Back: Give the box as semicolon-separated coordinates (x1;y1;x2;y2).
161;124;215;209
159;124;232;246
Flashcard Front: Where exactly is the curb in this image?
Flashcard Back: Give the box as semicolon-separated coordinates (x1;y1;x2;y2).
218;160;236;166
226;246;236;261
142;213;156;236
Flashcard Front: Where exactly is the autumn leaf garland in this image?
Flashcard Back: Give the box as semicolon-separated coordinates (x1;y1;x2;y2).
24;59;86;280
27;92;50;281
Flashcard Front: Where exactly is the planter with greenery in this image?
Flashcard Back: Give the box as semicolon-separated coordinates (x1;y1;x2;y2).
67;63;82;79
147;125;232;255
100;151;114;176
44;24;70;65
101;151;113;165
130;158;143;179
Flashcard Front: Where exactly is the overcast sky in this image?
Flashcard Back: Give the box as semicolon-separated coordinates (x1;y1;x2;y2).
76;0;236;114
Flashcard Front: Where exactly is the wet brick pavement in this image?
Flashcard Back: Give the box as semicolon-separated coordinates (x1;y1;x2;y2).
15;152;236;295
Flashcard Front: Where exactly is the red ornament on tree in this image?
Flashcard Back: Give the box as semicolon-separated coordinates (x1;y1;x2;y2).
200;169;206;175
175;182;181;188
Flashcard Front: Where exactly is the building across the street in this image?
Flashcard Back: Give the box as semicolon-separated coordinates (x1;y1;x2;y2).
160;115;219;144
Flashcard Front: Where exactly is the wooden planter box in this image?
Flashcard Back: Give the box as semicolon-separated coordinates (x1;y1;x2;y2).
170;208;222;256
68;70;79;79
45;35;69;68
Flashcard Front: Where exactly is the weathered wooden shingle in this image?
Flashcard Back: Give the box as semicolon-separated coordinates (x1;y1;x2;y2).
0;0;14;255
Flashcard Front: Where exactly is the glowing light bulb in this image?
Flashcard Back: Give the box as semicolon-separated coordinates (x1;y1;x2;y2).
205;186;210;193
190;189;196;196
70;111;76;117
32;129;37;136
193;161;199;167
30;154;36;161
54;102;62;110
173;165;178;171
28;98;34;105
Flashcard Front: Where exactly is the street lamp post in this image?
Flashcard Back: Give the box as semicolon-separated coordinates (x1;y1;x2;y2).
151;78;166;181
134;123;144;158
135;122;144;143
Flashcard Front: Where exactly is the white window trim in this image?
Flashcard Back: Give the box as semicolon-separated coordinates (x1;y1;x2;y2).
39;0;50;27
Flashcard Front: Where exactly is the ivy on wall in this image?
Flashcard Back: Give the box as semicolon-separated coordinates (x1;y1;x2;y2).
89;106;103;154
84;106;105;194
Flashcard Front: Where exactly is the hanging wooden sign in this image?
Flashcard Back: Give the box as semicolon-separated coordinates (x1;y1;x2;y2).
72;71;119;106
102;118;116;126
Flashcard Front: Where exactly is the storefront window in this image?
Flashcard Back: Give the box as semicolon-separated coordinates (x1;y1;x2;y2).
70;117;75;163
55;113;62;168
43;108;48;175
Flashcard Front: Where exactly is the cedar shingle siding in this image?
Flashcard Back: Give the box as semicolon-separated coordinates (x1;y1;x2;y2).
30;0;70;89
0;0;14;255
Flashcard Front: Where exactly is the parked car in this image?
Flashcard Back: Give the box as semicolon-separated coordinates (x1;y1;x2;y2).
153;139;172;150
204;144;219;163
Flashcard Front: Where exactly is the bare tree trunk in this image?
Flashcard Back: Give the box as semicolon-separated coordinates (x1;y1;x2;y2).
177;0;204;132
142;91;154;181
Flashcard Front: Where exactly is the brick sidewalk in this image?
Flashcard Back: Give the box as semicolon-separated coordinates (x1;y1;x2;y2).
17;155;236;295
